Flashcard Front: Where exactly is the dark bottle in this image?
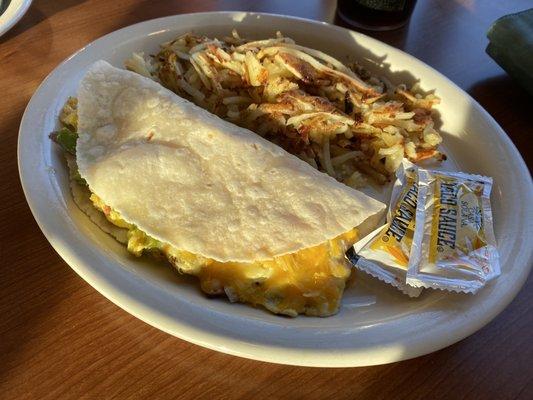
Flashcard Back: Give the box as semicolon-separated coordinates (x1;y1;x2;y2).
336;0;418;31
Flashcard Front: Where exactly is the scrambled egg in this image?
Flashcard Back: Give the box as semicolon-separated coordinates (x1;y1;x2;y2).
90;193;357;317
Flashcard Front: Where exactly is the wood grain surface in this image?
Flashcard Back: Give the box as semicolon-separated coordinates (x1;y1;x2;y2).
1;1;532;399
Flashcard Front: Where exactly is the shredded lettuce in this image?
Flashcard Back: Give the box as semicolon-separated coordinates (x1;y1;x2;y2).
50;128;78;155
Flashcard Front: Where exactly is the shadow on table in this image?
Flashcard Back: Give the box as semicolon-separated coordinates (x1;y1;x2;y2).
468;74;532;170
0;201;72;381
0;0;90;44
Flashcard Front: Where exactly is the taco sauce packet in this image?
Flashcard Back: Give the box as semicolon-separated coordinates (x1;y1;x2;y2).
353;160;423;297
407;169;500;293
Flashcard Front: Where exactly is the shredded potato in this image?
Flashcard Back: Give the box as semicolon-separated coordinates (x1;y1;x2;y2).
125;31;444;186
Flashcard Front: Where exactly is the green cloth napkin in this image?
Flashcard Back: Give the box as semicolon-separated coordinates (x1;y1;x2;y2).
486;8;533;96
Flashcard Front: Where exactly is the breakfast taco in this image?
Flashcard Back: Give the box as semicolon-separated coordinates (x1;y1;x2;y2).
52;61;385;316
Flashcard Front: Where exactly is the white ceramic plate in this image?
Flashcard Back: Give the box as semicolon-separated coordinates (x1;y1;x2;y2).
0;0;32;37
18;12;533;367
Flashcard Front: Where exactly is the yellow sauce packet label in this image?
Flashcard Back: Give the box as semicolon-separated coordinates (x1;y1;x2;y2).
353;160;423;297
407;169;499;293
369;174;417;267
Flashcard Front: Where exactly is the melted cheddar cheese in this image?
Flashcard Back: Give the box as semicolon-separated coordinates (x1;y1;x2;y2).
90;193;357;317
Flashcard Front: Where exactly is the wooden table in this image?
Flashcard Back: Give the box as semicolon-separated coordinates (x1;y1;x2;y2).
1;1;532;398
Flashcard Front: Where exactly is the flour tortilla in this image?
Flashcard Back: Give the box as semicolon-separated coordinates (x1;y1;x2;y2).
76;61;385;262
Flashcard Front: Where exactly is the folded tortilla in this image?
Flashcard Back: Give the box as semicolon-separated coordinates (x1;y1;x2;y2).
77;61;384;262
75;61;385;316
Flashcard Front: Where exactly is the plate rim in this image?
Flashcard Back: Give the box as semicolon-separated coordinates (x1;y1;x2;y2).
17;11;533;367
0;0;33;37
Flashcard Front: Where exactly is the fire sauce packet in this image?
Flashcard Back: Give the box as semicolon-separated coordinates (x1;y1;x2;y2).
353;160;423;297
406;169;500;293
